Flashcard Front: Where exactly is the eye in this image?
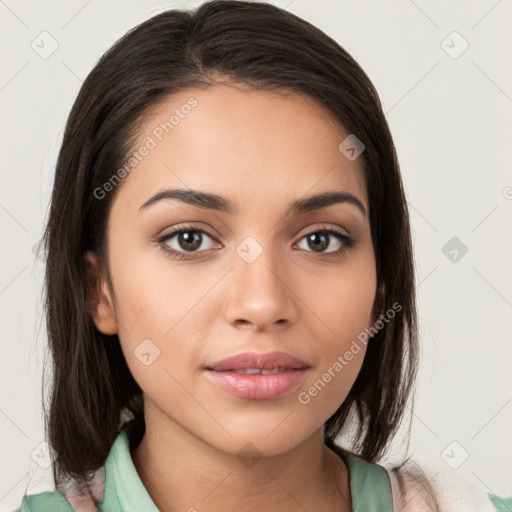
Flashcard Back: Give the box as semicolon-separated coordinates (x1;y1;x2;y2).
157;224;219;259
157;224;355;261
295;228;354;259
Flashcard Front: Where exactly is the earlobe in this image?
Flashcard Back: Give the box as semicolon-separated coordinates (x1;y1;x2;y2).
83;250;118;335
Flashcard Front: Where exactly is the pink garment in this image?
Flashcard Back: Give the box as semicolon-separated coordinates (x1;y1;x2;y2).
58;466;106;512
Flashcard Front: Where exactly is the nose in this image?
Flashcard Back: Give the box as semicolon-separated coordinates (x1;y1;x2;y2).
224;241;298;332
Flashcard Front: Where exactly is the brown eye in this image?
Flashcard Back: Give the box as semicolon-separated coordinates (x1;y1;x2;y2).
174;230;203;252
296;229;354;255
158;225;219;259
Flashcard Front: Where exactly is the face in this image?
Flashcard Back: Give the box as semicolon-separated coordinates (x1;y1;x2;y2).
86;83;377;457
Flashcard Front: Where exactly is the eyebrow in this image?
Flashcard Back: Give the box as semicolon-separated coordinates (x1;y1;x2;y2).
139;188;366;217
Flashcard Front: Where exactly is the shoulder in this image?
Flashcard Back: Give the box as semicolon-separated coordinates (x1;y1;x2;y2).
12;467;105;512
385;459;507;512
12;489;76;512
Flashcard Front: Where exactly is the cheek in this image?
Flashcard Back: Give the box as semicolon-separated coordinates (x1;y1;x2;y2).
109;244;198;337
298;251;376;403
108;246;218;388
308;250;377;344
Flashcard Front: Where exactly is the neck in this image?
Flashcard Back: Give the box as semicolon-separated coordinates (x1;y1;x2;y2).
131;416;352;512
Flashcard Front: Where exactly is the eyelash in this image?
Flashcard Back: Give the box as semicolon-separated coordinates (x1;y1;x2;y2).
156;223;355;261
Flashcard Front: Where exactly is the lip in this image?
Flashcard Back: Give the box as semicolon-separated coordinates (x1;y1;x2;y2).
204;351;311;400
206;350;310;371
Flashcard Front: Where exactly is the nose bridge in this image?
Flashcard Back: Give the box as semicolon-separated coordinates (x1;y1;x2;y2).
225;233;295;328
235;233;284;295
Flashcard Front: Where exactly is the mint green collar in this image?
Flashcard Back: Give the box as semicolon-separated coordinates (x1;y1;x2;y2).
340;449;394;512
99;423;159;511
100;424;393;512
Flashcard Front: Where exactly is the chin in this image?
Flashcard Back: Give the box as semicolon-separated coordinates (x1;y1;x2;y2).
203;419;317;459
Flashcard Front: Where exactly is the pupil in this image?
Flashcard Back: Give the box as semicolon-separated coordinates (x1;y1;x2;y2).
309;232;328;252
179;231;201;251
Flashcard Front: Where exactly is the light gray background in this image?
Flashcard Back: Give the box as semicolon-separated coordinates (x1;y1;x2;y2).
1;0;511;509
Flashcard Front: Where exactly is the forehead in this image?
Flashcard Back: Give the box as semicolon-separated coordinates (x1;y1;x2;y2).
113;83;367;214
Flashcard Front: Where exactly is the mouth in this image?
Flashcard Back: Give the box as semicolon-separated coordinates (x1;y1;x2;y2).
206;350;310;372
204;351;311;400
218;367;294;375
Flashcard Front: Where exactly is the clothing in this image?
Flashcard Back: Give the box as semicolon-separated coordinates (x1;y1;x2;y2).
13;422;507;511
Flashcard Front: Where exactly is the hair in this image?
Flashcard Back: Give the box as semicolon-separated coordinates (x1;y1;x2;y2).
40;0;434;505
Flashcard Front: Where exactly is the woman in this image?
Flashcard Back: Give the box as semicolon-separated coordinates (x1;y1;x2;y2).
14;1;505;510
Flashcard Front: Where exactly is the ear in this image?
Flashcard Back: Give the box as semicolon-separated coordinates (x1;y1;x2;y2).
83;250;118;335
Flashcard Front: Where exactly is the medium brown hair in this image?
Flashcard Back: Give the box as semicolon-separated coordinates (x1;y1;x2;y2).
43;0;420;495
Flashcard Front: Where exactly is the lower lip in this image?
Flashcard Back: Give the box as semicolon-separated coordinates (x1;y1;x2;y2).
205;368;309;400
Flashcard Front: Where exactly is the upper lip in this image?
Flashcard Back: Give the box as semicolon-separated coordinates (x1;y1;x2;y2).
206;351;310;371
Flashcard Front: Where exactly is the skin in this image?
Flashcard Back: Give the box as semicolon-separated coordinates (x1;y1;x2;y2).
85;82;378;512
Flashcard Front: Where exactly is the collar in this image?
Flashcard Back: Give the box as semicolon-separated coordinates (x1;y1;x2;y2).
99;422;158;511
99;422;393;512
